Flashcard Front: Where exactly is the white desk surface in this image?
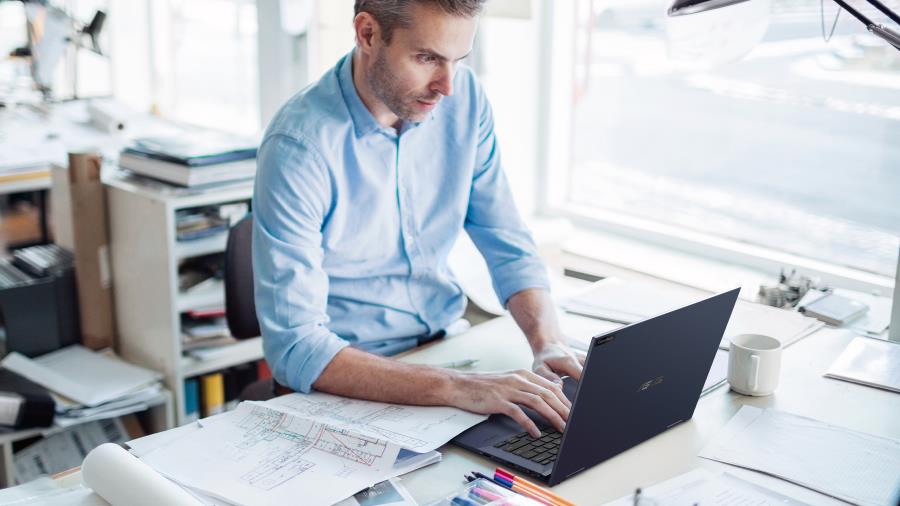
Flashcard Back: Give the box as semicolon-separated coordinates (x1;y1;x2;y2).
394;314;899;505
54;313;899;505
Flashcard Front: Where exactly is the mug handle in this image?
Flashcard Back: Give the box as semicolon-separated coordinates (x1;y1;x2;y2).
750;355;760;391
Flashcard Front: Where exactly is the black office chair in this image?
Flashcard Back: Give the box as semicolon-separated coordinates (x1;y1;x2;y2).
224;214;260;339
223;214;274;400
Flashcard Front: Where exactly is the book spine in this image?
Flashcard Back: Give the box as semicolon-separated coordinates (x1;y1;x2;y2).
199;373;225;417
184;379;200;423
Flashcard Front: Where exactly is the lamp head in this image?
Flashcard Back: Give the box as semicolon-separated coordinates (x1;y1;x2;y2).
668;0;753;17
665;0;771;66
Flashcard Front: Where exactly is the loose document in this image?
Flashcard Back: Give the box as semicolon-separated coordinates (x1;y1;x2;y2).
700;406;900;506
602;468;812;506
122;394;486;506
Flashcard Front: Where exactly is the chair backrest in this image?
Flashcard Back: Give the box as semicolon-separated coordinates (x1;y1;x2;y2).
224;214;261;339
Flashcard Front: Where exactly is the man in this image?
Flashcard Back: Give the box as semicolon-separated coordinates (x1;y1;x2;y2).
253;0;584;438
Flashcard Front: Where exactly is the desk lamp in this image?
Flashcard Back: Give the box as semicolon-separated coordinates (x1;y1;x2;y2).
668;0;900;50
19;1;107;99
667;0;900;341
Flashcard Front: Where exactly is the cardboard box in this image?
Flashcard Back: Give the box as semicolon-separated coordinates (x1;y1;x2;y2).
67;152;116;350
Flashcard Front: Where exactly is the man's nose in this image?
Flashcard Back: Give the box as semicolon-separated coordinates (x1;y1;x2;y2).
431;63;454;97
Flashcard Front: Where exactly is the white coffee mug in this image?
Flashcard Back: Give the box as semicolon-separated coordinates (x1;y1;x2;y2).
728;333;782;396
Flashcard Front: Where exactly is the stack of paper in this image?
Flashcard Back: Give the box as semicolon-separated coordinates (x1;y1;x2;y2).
721;300;823;349
825;337;900;393
561;277;703;324
0;345;164;427
561;278;823;349
119;393;487;506
700;406;900;506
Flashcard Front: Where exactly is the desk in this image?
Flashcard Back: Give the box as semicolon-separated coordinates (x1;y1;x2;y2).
394;314;899;505
52;313;899;505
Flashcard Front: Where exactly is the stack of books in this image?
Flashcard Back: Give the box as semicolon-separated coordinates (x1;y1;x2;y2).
118;130;258;187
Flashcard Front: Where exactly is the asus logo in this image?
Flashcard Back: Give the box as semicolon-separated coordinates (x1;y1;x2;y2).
637;376;664;392
594;335;616;346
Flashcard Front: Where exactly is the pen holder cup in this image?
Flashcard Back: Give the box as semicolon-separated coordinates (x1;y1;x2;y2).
432;478;544;506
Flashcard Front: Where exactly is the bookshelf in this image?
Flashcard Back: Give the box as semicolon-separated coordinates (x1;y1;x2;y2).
106;172;262;425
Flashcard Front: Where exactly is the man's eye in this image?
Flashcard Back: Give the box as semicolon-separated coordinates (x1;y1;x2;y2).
417;54;436;64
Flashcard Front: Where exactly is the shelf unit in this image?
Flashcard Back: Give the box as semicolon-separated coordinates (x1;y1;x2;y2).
106;172;261;425
0;389;173;487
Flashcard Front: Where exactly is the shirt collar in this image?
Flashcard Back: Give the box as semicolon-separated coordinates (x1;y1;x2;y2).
338;50;437;138
338;52;382;138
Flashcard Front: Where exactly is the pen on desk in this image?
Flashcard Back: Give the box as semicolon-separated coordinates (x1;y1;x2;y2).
495;468;575;506
471;471;504;486
491;474;556;506
431;359;479;369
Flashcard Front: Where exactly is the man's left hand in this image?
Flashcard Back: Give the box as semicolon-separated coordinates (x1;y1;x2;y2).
532;342;586;385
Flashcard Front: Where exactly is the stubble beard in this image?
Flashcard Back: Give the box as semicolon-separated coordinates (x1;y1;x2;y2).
369;50;431;123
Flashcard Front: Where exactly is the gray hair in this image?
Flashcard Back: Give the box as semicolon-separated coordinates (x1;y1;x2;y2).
354;0;486;43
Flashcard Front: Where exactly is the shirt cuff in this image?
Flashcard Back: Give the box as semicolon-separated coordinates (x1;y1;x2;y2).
493;258;552;308
269;330;350;394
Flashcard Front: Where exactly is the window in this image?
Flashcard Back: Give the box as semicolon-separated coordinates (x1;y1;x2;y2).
547;0;899;279
108;0;260;136
149;0;259;136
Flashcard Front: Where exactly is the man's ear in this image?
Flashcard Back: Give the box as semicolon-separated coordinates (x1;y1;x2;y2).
354;12;381;55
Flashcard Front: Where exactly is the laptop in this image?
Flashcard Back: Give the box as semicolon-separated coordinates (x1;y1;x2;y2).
452;288;740;486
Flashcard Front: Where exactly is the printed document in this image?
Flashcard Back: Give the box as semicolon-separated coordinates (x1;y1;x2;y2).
700;406;900;506
139;402;449;506
263;391;487;453
602;468;811;505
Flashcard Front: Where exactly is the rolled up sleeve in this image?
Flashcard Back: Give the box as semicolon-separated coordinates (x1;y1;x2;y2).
252;133;349;393
464;87;550;307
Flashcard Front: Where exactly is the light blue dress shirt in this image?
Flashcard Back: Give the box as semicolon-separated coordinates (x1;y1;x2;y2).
253;52;549;393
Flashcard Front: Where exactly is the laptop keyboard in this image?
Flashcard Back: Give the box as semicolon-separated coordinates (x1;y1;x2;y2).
493;428;561;465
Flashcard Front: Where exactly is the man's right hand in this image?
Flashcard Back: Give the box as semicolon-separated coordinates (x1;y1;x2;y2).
446;370;572;437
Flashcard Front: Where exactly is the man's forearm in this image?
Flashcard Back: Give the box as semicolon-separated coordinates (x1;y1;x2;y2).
507;288;565;352
311;341;573;437
312;347;460;405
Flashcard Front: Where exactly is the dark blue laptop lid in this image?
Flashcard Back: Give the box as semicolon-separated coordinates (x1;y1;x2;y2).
549;288;740;485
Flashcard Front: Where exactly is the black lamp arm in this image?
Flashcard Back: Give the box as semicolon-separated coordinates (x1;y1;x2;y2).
826;0;900;50
668;0;900;51
865;0;900;26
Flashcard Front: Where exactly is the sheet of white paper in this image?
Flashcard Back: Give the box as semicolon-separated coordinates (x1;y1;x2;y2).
721;301;822;349
561;277;703;323
141;403;404;506
602;468;811;506
262;391;487;453
127;422;203;458
1;346;162;407
825;337;900;393
700;406;900;506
